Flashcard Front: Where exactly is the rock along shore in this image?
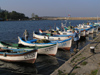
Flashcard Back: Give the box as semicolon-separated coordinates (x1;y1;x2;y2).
51;32;100;75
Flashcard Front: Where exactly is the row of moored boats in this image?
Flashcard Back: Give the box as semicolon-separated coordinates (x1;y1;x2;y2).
0;22;100;64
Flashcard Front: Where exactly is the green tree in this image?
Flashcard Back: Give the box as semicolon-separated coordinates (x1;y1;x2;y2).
4;10;10;20
0;9;29;21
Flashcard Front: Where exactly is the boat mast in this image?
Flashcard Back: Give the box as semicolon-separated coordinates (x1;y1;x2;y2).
97;15;98;23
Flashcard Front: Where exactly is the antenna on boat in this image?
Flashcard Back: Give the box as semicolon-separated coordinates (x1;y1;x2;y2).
97;15;98;23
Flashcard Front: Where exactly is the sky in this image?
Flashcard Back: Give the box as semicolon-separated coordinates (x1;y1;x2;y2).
0;0;100;18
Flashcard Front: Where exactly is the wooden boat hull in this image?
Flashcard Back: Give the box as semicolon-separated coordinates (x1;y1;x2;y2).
80;30;86;37
58;37;72;50
86;30;89;35
75;28;86;37
37;44;58;56
18;37;58;56
18;37;55;46
51;37;72;50
0;48;37;64
33;32;70;41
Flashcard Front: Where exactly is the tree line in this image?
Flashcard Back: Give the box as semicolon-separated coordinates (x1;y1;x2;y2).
0;10;29;21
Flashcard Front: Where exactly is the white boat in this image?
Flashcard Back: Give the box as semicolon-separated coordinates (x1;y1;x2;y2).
38;29;72;50
58;29;81;40
33;31;70;41
18;36;72;51
83;23;95;34
18;37;58;56
60;29;73;35
76;24;94;35
51;37;72;50
75;28;86;37
0;47;37;64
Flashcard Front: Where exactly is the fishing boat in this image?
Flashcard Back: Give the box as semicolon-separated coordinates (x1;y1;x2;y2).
18;36;72;51
0;47;37;63
18;37;58;56
75;23;95;36
51;37;72;50
39;26;79;41
60;24;81;39
33;31;70;41
75;28;86;37
0;41;36;50
0;38;58;56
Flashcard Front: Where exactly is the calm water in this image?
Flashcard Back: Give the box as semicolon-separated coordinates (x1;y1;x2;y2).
0;20;98;75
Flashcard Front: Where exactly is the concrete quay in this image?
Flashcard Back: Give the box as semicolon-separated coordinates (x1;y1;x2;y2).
43;17;100;20
51;32;100;75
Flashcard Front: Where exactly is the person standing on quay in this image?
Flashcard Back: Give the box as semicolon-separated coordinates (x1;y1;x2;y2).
23;29;29;41
73;30;79;52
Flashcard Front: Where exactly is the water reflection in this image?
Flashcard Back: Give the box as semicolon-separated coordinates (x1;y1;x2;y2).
35;55;59;75
0;60;37;75
88;34;94;40
56;50;71;65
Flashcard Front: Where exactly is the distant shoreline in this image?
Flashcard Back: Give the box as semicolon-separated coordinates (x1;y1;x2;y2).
0;17;100;21
42;17;100;20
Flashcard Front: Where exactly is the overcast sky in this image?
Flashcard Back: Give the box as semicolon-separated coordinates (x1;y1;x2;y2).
0;0;100;17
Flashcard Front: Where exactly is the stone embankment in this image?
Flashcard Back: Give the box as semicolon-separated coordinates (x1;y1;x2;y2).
51;32;100;75
43;17;100;20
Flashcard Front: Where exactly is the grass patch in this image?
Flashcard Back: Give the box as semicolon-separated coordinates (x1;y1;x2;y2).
74;57;86;63
89;69;98;75
81;57;86;60
74;65;80;69
95;46;98;49
71;54;82;63
77;53;81;56
58;70;63;75
81;61;88;65
71;57;76;63
71;54;86;64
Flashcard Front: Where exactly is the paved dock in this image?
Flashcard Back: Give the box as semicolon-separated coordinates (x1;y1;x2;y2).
51;32;100;75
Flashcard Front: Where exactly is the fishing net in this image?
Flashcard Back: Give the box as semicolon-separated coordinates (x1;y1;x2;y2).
36;39;50;43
